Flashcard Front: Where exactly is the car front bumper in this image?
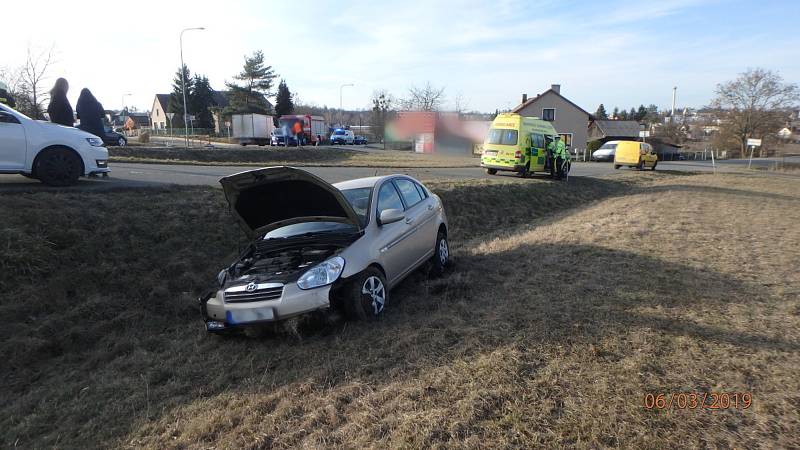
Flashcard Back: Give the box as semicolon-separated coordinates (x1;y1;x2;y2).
200;282;332;332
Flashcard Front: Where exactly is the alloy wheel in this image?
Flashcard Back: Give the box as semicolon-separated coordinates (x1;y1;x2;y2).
362;276;386;315
439;238;449;266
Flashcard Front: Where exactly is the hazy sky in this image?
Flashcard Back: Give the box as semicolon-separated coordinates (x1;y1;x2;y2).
4;0;799;114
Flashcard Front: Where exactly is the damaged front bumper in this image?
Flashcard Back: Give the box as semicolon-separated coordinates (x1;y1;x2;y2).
199;282;333;332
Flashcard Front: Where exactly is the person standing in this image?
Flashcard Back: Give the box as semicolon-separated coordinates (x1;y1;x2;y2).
47;78;74;126
75;88;105;137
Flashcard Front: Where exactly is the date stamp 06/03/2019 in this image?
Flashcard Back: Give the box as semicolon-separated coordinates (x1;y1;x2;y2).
644;392;753;410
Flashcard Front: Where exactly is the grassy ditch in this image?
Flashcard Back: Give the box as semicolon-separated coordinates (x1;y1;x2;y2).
1;172;798;448
108;146;477;168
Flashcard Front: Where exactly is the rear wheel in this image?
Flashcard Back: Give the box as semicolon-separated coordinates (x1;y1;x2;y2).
486;168;497;175
637;160;644;170
651;161;657;171
35;147;82;186
429;231;449;277
344;267;388;321
614;164;621;170
118;137;127;146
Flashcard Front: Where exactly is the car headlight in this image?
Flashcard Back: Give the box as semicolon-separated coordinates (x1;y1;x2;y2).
297;256;345;290
217;269;227;286
86;137;104;147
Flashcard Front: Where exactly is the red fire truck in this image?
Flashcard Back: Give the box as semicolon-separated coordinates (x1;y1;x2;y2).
277;115;327;145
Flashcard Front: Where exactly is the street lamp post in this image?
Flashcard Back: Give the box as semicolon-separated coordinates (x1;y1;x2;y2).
180;27;205;148
339;83;354;127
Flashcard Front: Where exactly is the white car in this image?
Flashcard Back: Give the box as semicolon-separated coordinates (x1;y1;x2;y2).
591;141;618;162
0;103;110;186
330;129;355;145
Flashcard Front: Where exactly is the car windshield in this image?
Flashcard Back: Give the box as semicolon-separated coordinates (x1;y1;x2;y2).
485;128;518;145
599;143;618;150
0;103;29;120
262;221;358;239
333;130;346;135
340;187;372;226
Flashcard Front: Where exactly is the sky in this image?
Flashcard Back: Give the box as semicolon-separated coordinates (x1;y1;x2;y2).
3;0;799;114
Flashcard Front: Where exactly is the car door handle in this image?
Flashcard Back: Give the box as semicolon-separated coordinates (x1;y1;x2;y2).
427;204;434;211
405;217;414;224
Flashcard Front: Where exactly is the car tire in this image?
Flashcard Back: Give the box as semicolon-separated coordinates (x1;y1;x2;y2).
614;164;621;170
35;147;82;186
651;161;657;171
343;267;388;321
118;137;127;146
429;231;449;277
486;168;497;175
637;160;644;170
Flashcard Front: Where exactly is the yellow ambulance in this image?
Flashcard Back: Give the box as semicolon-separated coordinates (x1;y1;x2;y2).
613;140;658;170
480;113;558;176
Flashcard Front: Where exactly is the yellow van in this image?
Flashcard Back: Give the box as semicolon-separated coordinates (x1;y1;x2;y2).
613;141;658;170
480;113;558;176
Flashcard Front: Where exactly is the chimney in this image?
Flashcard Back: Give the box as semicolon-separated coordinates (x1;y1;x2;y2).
551;84;561;94
522;93;527;104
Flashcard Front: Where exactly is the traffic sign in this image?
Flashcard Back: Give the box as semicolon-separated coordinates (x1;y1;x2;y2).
639;130;651;138
747;138;761;147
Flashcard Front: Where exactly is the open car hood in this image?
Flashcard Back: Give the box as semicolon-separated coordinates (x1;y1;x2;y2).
219;166;363;238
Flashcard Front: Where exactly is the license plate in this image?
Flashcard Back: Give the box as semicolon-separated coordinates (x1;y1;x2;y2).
226;306;274;324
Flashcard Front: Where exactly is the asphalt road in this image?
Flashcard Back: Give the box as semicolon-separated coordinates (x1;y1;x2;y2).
0;157;795;190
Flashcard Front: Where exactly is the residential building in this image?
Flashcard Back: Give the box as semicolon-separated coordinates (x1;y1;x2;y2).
150;94;171;130
588;120;641;142
512;84;591;151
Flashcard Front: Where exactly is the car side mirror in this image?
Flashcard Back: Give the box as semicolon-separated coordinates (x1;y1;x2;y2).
379;208;405;226
0;111;20;124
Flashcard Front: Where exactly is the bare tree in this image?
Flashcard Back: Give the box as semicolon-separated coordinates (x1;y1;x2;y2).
403;82;446;112
711;68;799;158
370;89;395;145
452;92;469;115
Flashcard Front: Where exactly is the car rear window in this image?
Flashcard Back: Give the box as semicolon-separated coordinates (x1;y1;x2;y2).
394;179;423;208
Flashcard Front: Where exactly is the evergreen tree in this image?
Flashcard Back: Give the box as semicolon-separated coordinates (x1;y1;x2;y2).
225;50;277;114
612;106;619;119
635;105;647;121
595;103;608;120
190;75;215;129
168;65;193;126
619;109;629;120
274;79;294;120
629;107;637;120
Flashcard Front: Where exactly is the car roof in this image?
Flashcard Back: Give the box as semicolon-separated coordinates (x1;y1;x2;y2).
334;174;421;190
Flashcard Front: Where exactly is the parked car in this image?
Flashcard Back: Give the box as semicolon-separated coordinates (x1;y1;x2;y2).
0;103;110;186
270;128;297;146
330;128;355;145
614;141;657;170
200;166;450;333
98;125;127;147
591;141;618;162
354;135;368;145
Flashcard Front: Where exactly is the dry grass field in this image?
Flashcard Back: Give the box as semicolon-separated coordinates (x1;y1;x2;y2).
1;171;798;448
108;146;477;168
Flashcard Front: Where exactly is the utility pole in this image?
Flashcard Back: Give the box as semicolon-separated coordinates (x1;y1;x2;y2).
180;27;205;148
339;83;354;127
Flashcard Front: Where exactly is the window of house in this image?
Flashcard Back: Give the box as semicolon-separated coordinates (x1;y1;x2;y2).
559;133;573;148
542;108;555;121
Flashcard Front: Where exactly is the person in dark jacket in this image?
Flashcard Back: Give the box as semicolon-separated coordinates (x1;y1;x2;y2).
76;88;105;137
47;78;74;126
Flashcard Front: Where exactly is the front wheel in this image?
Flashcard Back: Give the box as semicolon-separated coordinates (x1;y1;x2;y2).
614;164;621;170
651;161;657;171
344;267;388;320
486;168;497;175
118;137;127;146
35;147;82;186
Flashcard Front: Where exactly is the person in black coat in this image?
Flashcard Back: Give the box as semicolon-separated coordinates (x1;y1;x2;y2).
76;88;105;137
47;78;74;126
